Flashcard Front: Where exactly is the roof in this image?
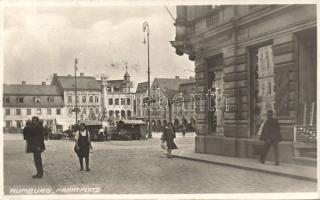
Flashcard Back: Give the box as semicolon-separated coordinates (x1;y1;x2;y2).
3;84;61;96
135;82;148;93
118;120;146;125
153;78;195;91
53;76;101;91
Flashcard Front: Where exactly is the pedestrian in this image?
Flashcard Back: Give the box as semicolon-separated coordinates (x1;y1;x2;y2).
259;110;282;166
23;120;32;153
161;122;178;159
29;116;46;178
182;118;187;137
44;125;50;140
74;123;92;171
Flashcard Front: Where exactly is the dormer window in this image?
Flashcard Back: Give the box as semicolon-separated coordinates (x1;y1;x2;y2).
17;97;24;103
33;97;41;104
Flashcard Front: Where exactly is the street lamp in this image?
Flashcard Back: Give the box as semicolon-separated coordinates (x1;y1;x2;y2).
143;21;152;139
74;58;78;124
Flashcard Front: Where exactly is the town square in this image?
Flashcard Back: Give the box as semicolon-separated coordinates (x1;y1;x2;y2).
2;2;318;199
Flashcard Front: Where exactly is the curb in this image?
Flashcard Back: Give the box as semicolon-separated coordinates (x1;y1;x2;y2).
172;154;317;182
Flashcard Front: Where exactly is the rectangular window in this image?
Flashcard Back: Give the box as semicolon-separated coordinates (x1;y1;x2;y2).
114;87;120;92
47;108;51;115
27;108;32;115
16;120;22;128
121;98;125;105
95;96;99;103
127;98;131;105
68;96;72;103
82;108;87;114
82;96;86;103
18;97;24;103
5;121;11;128
96;108;99;114
69;108;73;115
16;109;21;115
89;96;94;103
5;97;9;103
107;87;111;92
47;97;54;102
76;96;79;103
108;98;113;105
56;108;61;115
5;109;10;115
36;108;42;115
115;98;119;105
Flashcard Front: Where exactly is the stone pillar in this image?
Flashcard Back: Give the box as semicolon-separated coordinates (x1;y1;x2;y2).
222;46;250;138
194;56;208;153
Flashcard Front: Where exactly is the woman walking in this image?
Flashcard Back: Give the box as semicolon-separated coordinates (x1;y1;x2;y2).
74;123;92;171
161;122;178;158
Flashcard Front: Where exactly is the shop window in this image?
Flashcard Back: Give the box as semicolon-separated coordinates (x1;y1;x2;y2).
5;121;11;128
16;120;23;128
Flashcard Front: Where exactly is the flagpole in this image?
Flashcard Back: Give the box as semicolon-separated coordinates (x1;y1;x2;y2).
75;58;78;124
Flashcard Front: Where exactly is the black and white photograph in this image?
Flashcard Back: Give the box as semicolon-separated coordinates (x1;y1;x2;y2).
1;1;318;199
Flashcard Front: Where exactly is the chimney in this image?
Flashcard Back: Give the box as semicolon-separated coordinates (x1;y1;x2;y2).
80;72;84;77
53;73;57;77
21;81;26;85
175;76;180;79
42;82;46;86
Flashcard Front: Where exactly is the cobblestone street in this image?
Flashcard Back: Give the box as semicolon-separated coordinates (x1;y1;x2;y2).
4;133;317;195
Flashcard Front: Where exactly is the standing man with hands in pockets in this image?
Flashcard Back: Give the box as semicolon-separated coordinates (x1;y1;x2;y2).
259;110;282;166
29;116;46;178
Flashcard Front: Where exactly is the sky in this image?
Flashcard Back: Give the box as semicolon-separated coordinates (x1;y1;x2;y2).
3;5;194;89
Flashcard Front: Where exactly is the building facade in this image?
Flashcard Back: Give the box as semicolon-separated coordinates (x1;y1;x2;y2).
100;72;134;121
171;5;317;163
148;76;195;131
51;73;101;128
134;82;148;120
3;82;64;132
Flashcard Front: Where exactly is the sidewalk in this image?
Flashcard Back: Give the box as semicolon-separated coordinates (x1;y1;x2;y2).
172;147;317;182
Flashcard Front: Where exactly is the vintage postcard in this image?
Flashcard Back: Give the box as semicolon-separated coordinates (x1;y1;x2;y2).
1;0;319;199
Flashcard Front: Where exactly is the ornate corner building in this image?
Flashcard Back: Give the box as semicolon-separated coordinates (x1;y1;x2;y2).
171;5;317;163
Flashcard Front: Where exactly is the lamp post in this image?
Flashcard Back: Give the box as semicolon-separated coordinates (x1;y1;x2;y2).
143;21;152;138
74;58;78;124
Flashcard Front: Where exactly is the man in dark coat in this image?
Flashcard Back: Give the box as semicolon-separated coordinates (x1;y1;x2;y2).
23;121;32;153
259;110;282;165
29;116;45;178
